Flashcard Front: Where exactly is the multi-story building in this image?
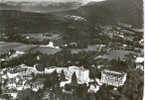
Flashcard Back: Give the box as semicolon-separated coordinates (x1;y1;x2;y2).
101;70;127;87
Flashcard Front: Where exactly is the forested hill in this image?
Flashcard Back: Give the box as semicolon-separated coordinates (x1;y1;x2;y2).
0;0;143;34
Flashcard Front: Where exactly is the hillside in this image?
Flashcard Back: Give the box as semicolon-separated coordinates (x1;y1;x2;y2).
0;0;143;34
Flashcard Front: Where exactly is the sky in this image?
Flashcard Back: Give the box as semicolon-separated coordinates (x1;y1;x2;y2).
0;0;105;4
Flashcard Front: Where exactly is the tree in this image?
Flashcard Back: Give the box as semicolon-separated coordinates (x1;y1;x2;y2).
60;70;66;81
120;69;143;100
75;84;88;99
52;70;58;79
0;83;2;95
89;69;95;79
71;72;77;85
51;70;59;87
43;74;52;88
96;85;112;100
17;89;41;100
124;53;136;71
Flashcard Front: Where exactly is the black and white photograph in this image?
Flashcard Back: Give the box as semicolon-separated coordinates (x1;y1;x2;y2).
0;0;144;100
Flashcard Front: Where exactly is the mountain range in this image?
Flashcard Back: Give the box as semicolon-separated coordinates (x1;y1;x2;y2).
0;0;143;34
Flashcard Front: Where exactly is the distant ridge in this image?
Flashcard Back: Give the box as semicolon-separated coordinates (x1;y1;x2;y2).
76;0;143;27
0;0;143;33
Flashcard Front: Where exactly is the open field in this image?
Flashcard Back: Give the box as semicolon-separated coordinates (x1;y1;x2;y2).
30;46;61;55
22;33;62;41
0;41;36;54
95;50;135;61
0;41;61;55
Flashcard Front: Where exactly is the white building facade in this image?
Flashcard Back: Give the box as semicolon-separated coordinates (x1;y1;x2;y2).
101;70;127;87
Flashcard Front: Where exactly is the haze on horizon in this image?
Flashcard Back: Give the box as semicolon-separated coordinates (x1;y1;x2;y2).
0;0;106;5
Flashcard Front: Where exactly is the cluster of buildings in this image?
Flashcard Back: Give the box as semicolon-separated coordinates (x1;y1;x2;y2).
0;64;128;99
0;65;44;99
